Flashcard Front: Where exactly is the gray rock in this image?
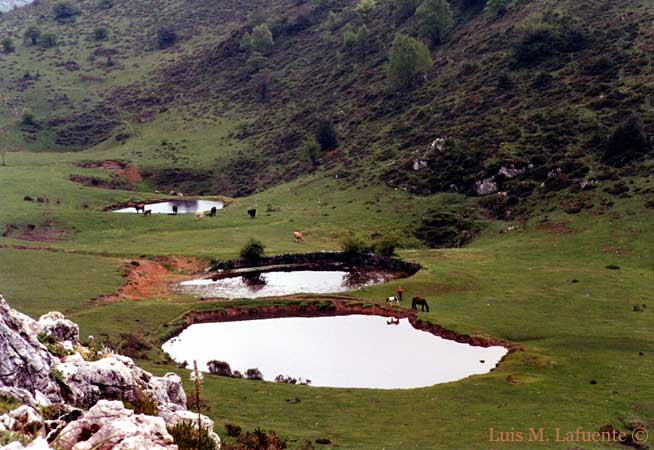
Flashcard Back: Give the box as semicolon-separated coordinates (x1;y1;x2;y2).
36;312;79;344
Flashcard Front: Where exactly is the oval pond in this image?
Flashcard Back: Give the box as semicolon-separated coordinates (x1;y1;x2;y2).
178;270;399;298
162;315;508;389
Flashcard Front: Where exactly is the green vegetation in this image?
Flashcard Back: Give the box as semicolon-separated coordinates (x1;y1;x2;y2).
387;34;432;90
416;0;453;46
240;239;266;264
251;24;274;54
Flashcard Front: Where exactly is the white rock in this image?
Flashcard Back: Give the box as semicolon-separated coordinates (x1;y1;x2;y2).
36;312;79;344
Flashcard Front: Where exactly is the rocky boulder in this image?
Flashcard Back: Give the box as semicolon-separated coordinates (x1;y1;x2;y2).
36;312;79;344
0;296;61;403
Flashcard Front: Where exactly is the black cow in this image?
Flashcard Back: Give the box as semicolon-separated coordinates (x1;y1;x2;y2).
247;208;256;219
172;205;178;215
209;206;217;217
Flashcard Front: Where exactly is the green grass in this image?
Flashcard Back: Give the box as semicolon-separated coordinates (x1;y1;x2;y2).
0;146;652;449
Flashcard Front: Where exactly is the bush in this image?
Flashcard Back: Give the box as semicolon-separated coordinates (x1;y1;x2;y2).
118;333;152;359
21;112;37;126
93;27;108;41
207;360;233;377
168;420;217;450
391;0;418;24
387;34;432;90
40;33;58;48
416;0;453;46
24;26;41;45
341;237;372;255
300;135;322;166
225;423;242;437
485;0;508;16
603;115;650;166
2;38;15;54
240;239;265;264
223;428;287;450
53;2;80;21
512;20;586;67
157;27;178;49
239;32;252;51
355;0;376;19
316;120;338;151
244;368;263;380
251;24;274;54
415;211;480;248
373;235;399;257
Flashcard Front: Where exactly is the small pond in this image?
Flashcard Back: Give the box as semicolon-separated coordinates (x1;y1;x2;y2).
162;315;508;389
178;270;398;298
113;200;224;214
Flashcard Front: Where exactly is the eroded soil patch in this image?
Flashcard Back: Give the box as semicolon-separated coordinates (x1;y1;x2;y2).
2;221;75;242
72;160;142;190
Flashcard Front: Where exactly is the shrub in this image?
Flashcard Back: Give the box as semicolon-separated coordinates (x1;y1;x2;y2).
602;115;650;166
224;428;287;450
225;423;242;437
355;0;376;19
325;11;339;30
414;211;480;248
53;2;80;21
207;360;233;377
127;388;159;416
391;0;418;24
416;0;453;46
512;20;586;66
2;38;15;54
316;120;338;151
239;32;252;51
244;368;263;380
240;239;265;264
300;135;322;166
93;27;108;41
251;24;274;54
486;0;508;16
387;34;432;90
40;33;58;48
118;333;152;359
373;235;399;257
168;420;217;450
21;112;37;126
24;26;41;45
341;237;372;255
157;27;178;49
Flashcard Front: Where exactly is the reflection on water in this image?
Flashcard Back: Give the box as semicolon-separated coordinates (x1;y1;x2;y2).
178;270;397;299
162;315;508;389
114;200;224;214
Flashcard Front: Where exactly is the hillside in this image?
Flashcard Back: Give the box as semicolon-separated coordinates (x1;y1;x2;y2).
0;0;651;211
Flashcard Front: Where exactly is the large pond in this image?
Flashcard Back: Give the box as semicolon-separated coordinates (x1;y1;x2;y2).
162;315;508;389
178;270;398;298
114;200;224;214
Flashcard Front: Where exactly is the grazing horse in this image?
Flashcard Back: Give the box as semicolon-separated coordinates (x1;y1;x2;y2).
172;205;178;215
386;317;400;325
385;296;400;305
143;209;152;216
135;203;146;214
411;296;429;312
209;206;217;217
195;211;205;220
293;231;304;242
396;287;404;302
247;208;256;219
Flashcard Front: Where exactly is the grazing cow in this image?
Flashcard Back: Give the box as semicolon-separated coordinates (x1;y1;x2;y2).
396;287;404;302
135;203;146;214
195;211;205;220
294;231;304;242
143;209;152;216
247;208;256;219
411;296;429;312
172;205;178;215
385;296;400;305
209;206;217;217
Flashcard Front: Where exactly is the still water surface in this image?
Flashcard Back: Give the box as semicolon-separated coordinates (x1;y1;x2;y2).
114;200;224;214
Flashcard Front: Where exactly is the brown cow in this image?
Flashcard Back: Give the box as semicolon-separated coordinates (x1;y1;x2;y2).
293;231;304;242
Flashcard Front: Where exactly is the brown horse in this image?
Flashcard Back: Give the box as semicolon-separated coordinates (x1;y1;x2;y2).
411;296;429;312
396;287;404;302
135;203;146;214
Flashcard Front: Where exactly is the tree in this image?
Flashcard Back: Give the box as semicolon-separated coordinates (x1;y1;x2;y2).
342;24;369;55
157;27;178;49
1;38;15;54
416;0;453;47
24;26;41;46
486;0;508;16
387;34;432;90
603;115;650;166
53;2;81;21
251;24;274;54
207;360;233;377
240;238;266;264
316;120;338;151
391;0;418;24
300;135;322;166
